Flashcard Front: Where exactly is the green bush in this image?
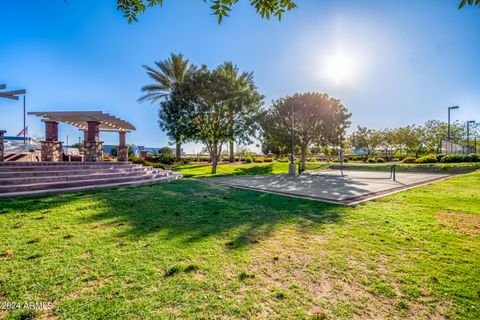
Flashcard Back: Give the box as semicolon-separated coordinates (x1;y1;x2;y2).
245;156;253;163
159;153;176;164
277;158;289;162
129;156;146;165
440;154;480;163
198;156;211;162
376;158;385;163
152;163;166;169
392;158;400;162
307;157;317;162
402;157;417;163
342;158;349;163
367;158;377;163
415;155;437;163
351;156;358;161
253;157;264;163
263;157;274;162
181;158;191;165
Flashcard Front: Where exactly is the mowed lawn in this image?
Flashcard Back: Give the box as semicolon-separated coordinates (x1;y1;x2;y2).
0;170;479;319
173;161;327;178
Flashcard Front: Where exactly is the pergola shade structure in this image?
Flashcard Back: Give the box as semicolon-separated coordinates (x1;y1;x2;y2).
29;111;136;162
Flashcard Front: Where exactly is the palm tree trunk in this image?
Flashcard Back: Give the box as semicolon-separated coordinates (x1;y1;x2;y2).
229;141;235;162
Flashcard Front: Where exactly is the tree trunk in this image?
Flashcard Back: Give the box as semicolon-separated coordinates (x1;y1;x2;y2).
229;141;235;163
211;144;218;174
301;148;307;171
175;141;181;161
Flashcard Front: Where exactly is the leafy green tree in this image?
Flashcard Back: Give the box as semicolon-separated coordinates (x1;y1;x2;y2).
262;93;351;170
215;62;263;162
166;66;262;173
139;53;196;160
117;0;297;23
459;0;480;8
349;127;383;161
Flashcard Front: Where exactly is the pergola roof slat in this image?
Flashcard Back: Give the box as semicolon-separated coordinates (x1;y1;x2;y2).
28;111;136;132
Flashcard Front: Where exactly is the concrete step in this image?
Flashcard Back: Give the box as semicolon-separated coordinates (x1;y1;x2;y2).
0;161;132;166
0;164;140;172
0;170;166;185
0;167;153;178
0;171;177;193
0;173;182;198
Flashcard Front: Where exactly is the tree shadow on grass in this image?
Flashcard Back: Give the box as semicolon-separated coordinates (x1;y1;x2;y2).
0;180;347;251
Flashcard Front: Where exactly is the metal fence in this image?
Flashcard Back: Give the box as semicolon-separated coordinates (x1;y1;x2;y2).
440;139;476;154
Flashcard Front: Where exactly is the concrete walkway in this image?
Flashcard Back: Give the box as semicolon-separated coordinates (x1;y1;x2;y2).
202;170;453;205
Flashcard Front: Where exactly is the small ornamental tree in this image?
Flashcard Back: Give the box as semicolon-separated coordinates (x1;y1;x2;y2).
349;127;383;161
262;93;351;170
168;66;262;174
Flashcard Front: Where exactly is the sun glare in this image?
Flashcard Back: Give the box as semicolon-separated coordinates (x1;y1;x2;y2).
323;52;359;85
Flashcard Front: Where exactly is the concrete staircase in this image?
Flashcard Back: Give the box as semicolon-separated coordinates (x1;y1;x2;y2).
0;162;182;198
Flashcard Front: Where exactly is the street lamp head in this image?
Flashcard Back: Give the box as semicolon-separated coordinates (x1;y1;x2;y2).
449;106;459;110
467;120;475;124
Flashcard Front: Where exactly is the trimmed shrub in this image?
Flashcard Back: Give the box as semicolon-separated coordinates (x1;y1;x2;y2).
182;158;191;165
263;158;274;162
392;158;400;162
351;156;358;161
402;157;417;163
415;155;437;163
159;153;176;164
152;163;166;169
376;158;385;163
245;156;253;163
277;157;289;162
253;157;264;163
307;158;317;162
367;158;377;163
198;156;211;162
440;154;480;163
130;156;146;165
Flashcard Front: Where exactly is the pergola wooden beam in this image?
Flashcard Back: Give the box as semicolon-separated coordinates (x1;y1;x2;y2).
28;111;136;132
0;89;27;100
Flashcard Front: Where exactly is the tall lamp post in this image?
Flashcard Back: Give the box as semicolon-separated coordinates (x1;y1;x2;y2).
467;120;475;152
447;106;459;140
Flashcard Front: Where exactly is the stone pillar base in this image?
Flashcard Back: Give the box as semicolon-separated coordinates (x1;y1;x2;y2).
0;130;5;162
117;145;128;162
84;141;103;162
41;141;63;162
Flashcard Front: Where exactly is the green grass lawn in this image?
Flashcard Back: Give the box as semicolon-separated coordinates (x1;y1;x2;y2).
0;170;479;319
173;161;327;178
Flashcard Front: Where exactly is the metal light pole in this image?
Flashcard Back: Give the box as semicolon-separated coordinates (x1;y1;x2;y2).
467;120;475;152
448;106;459;140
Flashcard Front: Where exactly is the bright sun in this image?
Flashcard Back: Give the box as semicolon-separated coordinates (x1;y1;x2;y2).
323;52;359;85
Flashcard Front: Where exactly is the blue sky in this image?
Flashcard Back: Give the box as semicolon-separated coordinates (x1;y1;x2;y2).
1;0;479;152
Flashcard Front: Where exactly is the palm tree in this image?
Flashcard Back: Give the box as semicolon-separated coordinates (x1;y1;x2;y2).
139;53;195;160
216;62;255;162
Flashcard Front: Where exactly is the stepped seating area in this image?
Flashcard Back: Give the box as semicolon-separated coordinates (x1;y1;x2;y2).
0;162;181;198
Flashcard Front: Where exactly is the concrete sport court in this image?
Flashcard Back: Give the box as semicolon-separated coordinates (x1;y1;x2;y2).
202;169;453;205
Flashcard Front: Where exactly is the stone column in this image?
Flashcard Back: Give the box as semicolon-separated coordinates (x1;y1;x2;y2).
0;130;5;162
117;131;128;162
41;121;63;162
84;121;103;162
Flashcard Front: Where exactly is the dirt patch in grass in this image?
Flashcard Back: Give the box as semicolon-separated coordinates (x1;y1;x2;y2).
247;230;451;319
436;211;480;236
65;277;113;300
